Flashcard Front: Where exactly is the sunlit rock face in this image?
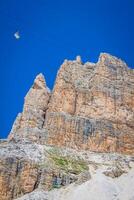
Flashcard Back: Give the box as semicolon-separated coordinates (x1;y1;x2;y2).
1;53;134;200
44;53;134;154
8;53;134;153
0;157;39;200
0;142;44;200
8;73;51;143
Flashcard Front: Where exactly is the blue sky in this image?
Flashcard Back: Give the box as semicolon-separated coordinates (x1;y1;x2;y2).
0;0;134;138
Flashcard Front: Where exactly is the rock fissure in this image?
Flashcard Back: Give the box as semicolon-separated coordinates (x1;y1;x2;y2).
0;53;134;200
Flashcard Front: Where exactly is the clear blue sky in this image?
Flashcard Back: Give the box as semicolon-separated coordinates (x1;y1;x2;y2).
0;0;134;138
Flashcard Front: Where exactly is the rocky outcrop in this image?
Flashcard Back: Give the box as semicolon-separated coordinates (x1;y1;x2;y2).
0;143;89;200
0;157;39;200
13;150;134;200
0;142;44;200
0;143;134;200
1;53;134;199
8;53;134;154
44;53;134;154
8;73;51;143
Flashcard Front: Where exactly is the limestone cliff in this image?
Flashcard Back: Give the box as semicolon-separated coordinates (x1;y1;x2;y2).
9;53;134;154
8;73;51;143
0;53;134;200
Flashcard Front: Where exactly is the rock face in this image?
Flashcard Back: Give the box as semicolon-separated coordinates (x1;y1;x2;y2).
1;53;134;199
9;151;134;200
0;143;89;200
45;53;134;154
8;53;134;154
0;142;44;200
0;157;39;200
8;73;51;143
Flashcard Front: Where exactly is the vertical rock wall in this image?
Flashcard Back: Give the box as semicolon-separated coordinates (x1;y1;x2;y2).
8;73;51;143
44;53;134;154
8;53;134;154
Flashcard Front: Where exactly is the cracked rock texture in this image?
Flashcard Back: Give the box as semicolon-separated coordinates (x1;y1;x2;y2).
45;53;134;154
8;73;51;143
9;53;134;154
0;143;90;199
0;53;134;200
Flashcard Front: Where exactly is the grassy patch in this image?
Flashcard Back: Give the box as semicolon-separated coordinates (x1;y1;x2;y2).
51;155;89;175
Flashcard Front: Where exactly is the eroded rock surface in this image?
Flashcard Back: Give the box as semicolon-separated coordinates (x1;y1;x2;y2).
0;144;90;199
8;73;51;143
0;53;134;200
44;53;134;154
0;142;44;200
14;149;134;200
8;53;134;154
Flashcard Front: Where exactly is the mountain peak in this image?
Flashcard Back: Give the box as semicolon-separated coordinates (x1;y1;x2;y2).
32;73;46;89
98;52;127;67
1;53;134;200
8;53;134;153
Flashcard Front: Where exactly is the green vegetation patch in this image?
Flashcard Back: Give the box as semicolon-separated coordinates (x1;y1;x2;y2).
51;155;89;175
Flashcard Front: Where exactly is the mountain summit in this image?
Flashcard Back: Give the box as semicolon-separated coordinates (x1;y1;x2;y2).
9;53;134;154
0;53;134;200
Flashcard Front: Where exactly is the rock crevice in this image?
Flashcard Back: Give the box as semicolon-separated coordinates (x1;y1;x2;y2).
8;54;134;153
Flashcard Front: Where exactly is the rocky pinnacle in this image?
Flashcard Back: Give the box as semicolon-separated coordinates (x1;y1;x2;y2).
8;53;134;154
